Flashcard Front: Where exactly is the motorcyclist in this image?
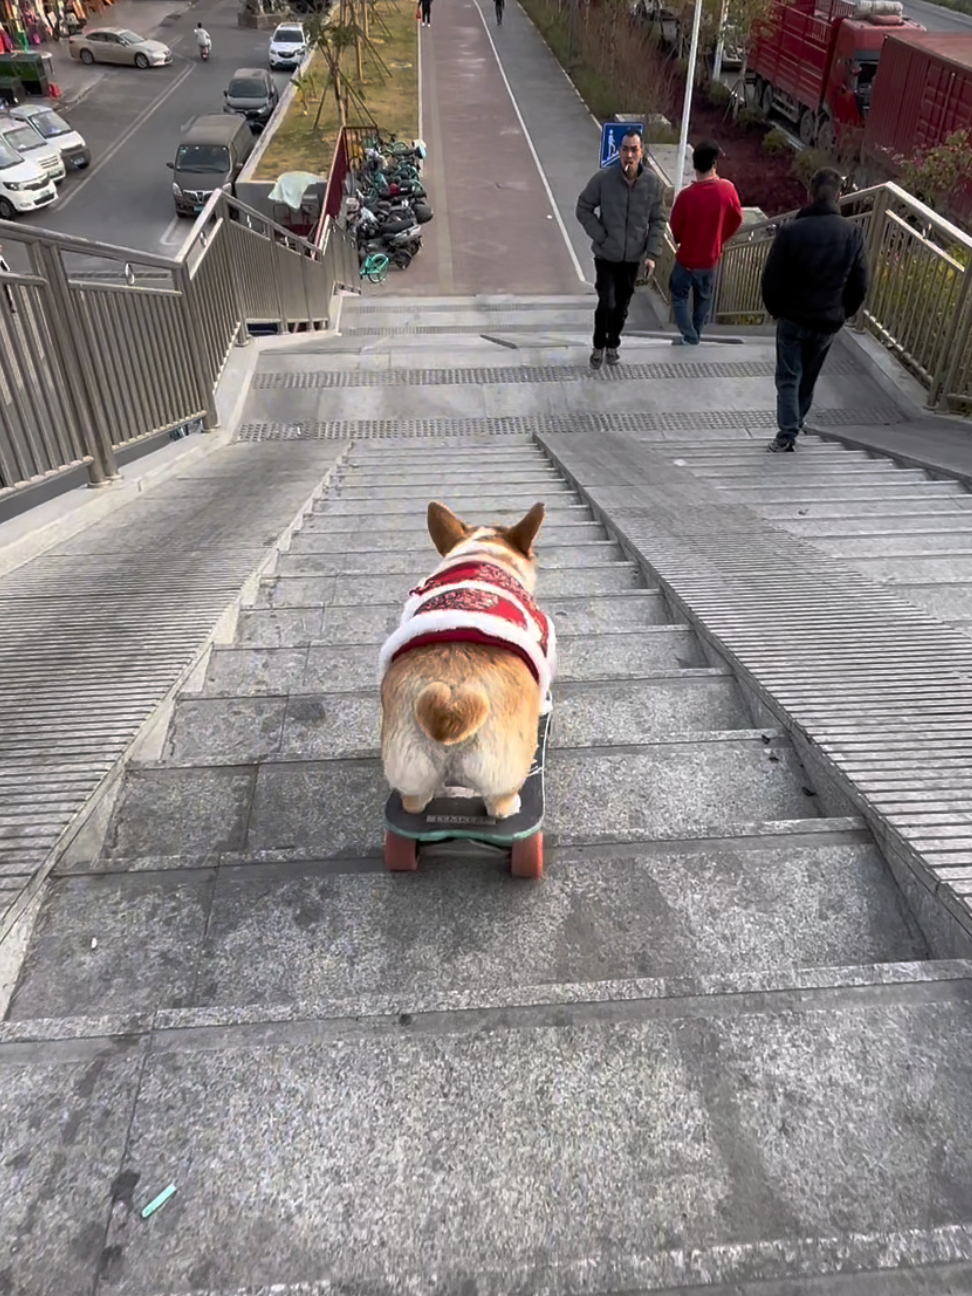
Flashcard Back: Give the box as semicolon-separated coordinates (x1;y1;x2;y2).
194;22;212;52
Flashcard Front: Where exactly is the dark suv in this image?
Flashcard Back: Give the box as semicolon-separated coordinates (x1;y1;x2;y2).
223;68;278;132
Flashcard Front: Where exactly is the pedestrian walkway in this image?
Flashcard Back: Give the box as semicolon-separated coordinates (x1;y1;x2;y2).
6;1;972;1291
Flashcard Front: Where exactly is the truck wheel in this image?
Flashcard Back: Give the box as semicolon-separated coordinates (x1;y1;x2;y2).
799;109;817;146
817;117;835;154
761;82;774;117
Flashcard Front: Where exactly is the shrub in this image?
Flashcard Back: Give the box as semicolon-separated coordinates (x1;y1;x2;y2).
791;148;833;190
706;80;732;108
762;127;791;155
736;106;767;132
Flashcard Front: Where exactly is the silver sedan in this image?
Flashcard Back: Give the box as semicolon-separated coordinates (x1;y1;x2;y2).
68;27;173;69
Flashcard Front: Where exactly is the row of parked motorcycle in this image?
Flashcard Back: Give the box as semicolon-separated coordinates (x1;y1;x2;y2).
345;137;433;274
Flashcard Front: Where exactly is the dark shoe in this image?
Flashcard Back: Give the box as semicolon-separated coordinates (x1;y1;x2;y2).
605;347;620;366
767;437;796;453
589;348;604;370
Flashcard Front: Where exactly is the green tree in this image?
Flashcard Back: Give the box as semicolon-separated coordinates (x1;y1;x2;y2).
898;129;972;226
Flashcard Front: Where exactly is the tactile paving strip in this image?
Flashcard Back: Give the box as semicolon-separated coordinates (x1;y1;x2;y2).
235;407;902;441
252;358;860;388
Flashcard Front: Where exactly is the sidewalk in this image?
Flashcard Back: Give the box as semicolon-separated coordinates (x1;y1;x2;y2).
43;0;197;105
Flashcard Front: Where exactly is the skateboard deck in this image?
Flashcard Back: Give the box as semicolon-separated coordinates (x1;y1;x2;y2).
383;708;551;877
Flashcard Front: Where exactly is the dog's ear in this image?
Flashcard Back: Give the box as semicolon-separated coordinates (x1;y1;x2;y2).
504;502;545;558
427;501;470;556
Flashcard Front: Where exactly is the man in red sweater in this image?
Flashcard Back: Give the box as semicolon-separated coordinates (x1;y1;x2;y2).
668;140;743;345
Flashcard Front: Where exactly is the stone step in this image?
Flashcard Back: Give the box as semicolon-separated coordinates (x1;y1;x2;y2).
100;734;818;862
756;496;972;518
255;564;646;608
330;482;575;503
728;481;966;501
202;629;706;696
691;463;934;482
334;470;564;489
294;517;604;546
314;492;575;517
309;501;595;524
5;960;969;1295
783;516;972;537
164;676;753;764
236;591;671;648
12;824;922;1021
277;540;626;575
834;554;972;584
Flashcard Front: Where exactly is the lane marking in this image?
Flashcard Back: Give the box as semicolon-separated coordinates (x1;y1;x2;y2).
159;215;184;245
55;61;195;213
470;0;587;285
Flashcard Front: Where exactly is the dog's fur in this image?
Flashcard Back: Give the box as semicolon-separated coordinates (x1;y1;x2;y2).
380;501;549;820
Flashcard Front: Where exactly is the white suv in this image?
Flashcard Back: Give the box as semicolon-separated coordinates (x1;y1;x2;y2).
268;23;307;70
0;138;57;219
0;114;66;185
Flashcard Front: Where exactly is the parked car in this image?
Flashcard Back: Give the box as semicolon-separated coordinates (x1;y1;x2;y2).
10;103;90;171
168;114;256;217
268;23;307;70
0;137;56;219
68;27;173;68
0;113;65;185
223;67;279;131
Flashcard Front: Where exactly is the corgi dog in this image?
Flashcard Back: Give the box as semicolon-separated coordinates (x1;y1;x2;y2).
379;500;555;820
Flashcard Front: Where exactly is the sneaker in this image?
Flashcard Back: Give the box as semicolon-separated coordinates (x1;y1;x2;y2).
589;348;604;370
605;347;620;366
767;437;796;453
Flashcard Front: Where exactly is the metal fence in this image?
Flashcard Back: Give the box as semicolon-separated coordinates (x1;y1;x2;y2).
655;180;972;411
0;189;359;503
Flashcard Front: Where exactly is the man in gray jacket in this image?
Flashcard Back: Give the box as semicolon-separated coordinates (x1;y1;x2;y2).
576;130;666;369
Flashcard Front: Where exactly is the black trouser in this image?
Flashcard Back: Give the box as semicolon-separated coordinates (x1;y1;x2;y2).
593;257;640;350
420;0;431;22
495;0;504;23
774;318;836;442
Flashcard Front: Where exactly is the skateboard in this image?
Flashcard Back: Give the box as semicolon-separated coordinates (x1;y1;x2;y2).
383;708;551;878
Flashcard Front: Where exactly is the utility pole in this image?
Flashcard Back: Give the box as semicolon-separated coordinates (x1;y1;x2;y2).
673;0;703;197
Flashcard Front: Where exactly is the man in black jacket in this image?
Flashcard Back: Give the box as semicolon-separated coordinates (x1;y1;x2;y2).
576;130;666;369
760;167;868;451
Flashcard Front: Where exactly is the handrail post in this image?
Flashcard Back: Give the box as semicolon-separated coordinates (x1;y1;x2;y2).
30;239;119;486
855;185;890;333
929;258;972;410
175;258;219;431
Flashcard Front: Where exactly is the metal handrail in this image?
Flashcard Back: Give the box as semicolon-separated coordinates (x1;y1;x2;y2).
0;189;359;504
654;180;972;409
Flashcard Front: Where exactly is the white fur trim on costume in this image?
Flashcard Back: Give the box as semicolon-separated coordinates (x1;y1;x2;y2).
379;608;554;697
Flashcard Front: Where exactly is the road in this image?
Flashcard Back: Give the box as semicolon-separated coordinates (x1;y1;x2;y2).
903;0;972;28
6;0;296;268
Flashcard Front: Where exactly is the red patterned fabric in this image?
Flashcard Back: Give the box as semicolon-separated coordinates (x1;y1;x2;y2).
379;559;555;694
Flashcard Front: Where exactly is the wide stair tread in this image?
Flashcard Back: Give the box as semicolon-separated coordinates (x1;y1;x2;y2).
7;434;964;1295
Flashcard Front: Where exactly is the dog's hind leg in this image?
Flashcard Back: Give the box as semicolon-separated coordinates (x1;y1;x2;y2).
383;729;443;815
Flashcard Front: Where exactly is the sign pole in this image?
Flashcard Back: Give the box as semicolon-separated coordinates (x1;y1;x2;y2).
673;0;704;197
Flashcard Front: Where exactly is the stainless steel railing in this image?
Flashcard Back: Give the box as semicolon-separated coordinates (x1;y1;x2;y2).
0;190;359;502
656;180;972;410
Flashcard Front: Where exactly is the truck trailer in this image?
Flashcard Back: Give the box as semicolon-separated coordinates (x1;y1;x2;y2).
749;0;922;152
863;32;972;170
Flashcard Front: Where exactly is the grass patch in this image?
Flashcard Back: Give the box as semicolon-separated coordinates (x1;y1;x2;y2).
517;0;678;129
253;0;419;181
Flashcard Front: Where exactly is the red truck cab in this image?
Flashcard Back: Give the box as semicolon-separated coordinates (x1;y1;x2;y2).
750;0;924;152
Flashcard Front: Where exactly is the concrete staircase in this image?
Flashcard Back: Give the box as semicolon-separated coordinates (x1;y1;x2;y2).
5;300;972;1294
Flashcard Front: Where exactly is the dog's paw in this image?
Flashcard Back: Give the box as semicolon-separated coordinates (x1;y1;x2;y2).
495;794;521;819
